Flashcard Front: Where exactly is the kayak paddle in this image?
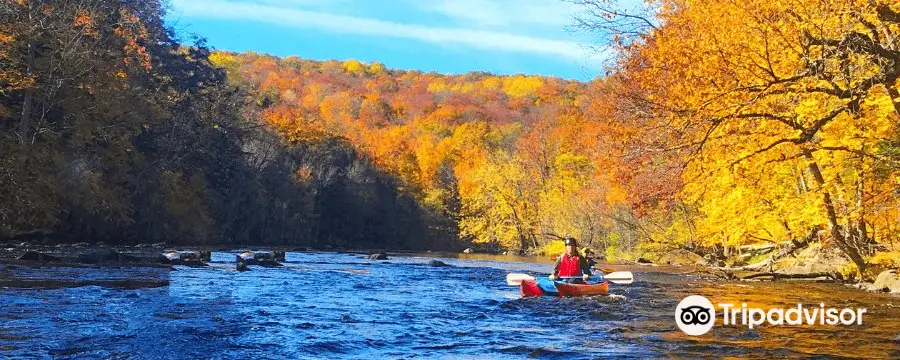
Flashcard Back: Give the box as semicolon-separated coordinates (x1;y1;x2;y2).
597;271;634;284
506;271;634;286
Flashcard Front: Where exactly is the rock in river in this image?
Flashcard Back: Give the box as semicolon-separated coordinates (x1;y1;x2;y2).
873;270;900;293
77;249;140;264
427;260;450;267
17;251;61;262
368;253;389;260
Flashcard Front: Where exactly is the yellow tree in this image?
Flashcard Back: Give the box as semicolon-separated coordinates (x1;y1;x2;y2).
458;151;540;250
601;0;900;271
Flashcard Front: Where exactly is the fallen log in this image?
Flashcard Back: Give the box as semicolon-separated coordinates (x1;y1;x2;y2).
740;272;839;281
720;226;823;272
695;268;840;282
739;243;776;252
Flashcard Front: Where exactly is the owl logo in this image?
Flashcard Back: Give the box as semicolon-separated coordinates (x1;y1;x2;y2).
680;305;712;325
675;295;715;335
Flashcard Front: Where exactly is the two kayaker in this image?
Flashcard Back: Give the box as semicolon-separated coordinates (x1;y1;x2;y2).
549;237;592;283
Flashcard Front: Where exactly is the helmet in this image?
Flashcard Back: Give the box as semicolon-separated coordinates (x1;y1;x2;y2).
564;237;578;247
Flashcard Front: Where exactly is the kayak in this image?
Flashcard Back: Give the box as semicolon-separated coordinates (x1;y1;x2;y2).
520;277;609;297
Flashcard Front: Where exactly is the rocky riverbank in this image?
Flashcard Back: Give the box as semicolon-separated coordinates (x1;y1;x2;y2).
3;240;898;295
0;241;166;262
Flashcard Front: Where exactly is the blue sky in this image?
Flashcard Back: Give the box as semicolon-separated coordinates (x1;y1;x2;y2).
166;0;610;80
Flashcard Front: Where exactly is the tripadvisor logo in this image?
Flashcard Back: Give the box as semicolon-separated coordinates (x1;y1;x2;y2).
675;295;867;336
675;295;715;335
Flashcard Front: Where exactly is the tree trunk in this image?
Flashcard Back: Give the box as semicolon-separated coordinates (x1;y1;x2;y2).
885;83;900;120
804;152;868;271
856;174;869;251
18;37;35;163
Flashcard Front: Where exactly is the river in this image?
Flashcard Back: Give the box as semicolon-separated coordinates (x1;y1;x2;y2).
1;252;899;359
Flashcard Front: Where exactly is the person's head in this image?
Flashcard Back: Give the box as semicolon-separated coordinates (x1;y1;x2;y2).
583;248;594;258
564;237;578;255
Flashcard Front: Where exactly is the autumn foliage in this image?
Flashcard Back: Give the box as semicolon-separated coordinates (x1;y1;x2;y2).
213;53;629;252
0;0;452;250
214;0;900;272
577;0;900;274
3;0;900;272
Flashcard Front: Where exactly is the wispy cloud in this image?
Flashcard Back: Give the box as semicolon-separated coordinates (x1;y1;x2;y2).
414;0;577;28
170;0;605;61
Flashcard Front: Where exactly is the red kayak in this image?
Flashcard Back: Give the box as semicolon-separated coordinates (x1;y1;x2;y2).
520;279;609;297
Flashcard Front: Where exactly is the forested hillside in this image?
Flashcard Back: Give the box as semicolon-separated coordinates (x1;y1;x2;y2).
3;0;900;276
211;53;628;254
0;0;456;250
213;0;900;275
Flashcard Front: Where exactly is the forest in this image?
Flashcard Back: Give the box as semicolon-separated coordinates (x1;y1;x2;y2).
0;0;457;250
2;0;899;276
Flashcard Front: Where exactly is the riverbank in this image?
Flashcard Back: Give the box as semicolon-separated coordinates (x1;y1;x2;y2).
2;241;898;295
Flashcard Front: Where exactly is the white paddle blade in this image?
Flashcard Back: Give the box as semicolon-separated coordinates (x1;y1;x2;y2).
603;271;634;284
506;273;536;286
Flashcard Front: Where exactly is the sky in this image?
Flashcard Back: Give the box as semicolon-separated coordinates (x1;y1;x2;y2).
165;0;610;81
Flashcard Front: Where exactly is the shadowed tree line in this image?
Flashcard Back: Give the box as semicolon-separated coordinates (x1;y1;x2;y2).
0;0;458;250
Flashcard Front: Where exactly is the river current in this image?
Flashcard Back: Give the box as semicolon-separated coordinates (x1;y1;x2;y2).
2;252;899;359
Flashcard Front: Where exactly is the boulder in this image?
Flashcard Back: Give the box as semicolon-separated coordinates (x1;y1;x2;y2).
368;253;389;260
236;260;249;271
254;251;275;261
160;251;207;266
427;260;449;267
252;251;281;265
157;254;173;264
872;270;900;293
77;249;140;264
118;252;142;263
462;248;473;254
636;257;653;264
78;249;116;263
17;251;61;262
235;251;281;267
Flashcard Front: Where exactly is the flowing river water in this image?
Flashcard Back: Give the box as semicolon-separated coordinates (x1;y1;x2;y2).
1;252;899;359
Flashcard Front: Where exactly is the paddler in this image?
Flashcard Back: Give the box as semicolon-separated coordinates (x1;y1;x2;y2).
548;237;592;283
582;248;598;271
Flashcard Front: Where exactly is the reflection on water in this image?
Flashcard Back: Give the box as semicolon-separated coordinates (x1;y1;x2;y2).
1;252;898;358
